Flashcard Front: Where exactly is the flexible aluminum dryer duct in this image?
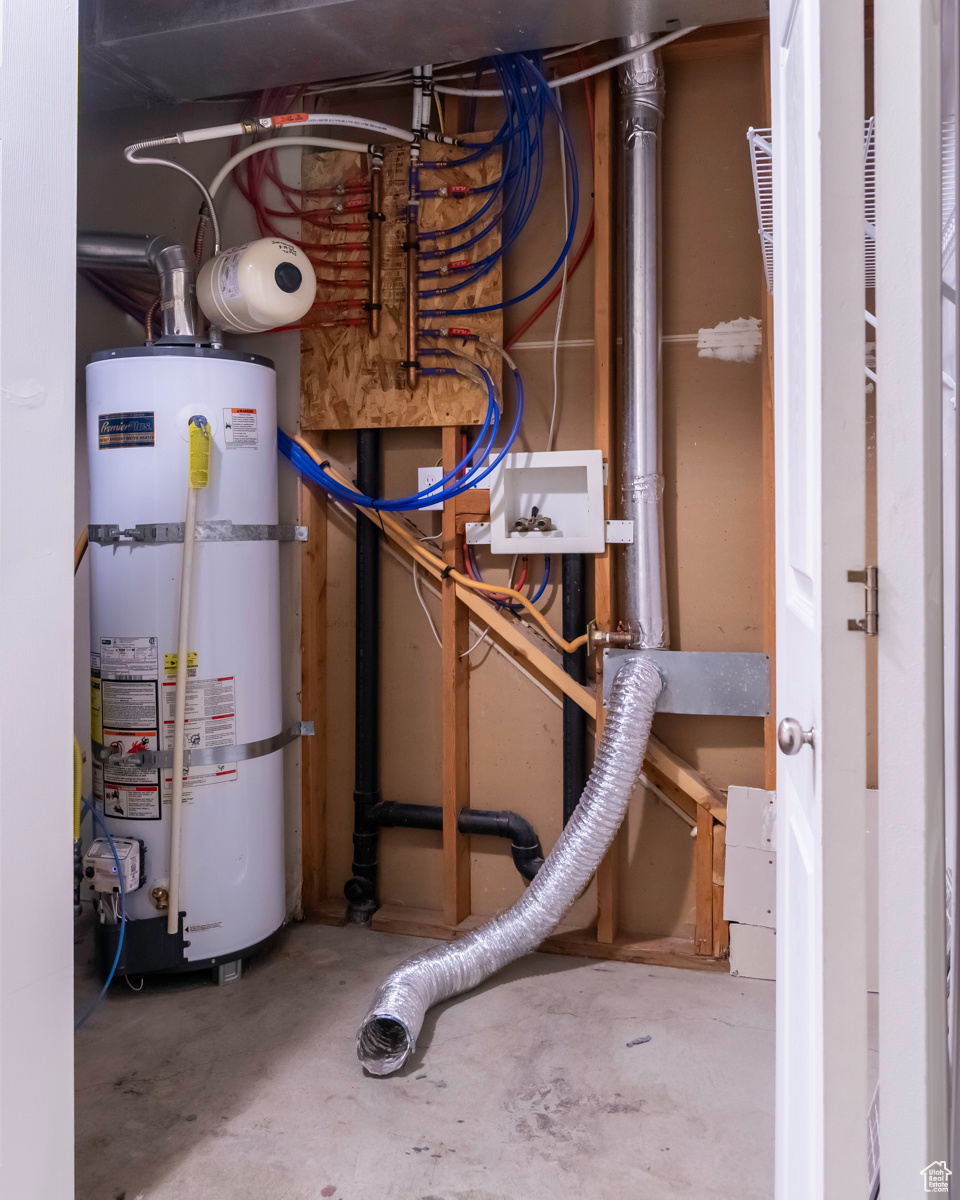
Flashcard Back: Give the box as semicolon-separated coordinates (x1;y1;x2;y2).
616;34;669;650
356;656;664;1075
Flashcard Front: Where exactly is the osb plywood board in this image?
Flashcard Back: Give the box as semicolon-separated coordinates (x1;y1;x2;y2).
300;138;502;430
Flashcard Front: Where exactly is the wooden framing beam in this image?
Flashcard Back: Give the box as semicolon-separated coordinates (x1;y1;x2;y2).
712;821;729;958
695;806;714;955
660;20;767;64
441;426;471;927
299;434;327;915
592;70;620;946
353;496;727;829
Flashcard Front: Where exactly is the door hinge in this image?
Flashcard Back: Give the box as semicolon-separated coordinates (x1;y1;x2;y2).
847;565;878;636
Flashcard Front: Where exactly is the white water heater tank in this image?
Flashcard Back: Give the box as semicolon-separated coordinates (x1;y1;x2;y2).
86;346;285;972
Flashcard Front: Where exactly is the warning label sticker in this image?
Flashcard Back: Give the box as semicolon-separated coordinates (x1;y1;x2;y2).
102;782;161;821
102;730;159;786
223;408;258;449
98;411;155;450
102;679;159;730
99;671;161;820
164;651;198;678
90;675;103;745
100;636;159;681
162;675;237;802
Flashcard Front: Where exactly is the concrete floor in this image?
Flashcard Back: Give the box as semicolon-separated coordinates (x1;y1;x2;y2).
75;921;775;1200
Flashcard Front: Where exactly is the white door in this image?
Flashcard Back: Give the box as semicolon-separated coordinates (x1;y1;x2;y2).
0;1;78;1196
771;1;869;1196
874;2;951;1193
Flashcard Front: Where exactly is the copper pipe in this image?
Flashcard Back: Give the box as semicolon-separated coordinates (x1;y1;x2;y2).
406;213;419;388
145;296;160;342
369;159;383;338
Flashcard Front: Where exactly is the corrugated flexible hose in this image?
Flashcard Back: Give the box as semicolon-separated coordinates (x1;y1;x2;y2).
356;655;664;1075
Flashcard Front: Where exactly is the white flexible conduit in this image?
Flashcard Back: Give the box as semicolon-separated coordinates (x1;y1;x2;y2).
167;437;203;935
356;656;664;1075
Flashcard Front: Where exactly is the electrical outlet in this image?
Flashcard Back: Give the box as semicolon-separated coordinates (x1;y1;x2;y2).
417;466;444;511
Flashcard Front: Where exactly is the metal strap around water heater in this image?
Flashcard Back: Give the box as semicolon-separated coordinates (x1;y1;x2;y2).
93;721;314;770
88;521;308;546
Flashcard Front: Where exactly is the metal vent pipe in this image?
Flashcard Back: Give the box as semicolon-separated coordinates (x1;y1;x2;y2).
77;231;197;341
616;34;669;649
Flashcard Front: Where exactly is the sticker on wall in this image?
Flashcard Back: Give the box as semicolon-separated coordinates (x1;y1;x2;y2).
98;411;155;449
161;675;238;802
223;407;258;449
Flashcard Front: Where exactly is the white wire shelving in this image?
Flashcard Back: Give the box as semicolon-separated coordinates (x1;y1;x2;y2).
747;117;958;393
747;119;877;295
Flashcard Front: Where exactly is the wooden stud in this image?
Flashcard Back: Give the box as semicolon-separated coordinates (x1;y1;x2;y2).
299;435;327;915
441;426;471;928
712;820;729;959
543;925;726;973
592;70;620;946
660;20;767;64
695;806;714;955
644;735;727;824
352;502;727;828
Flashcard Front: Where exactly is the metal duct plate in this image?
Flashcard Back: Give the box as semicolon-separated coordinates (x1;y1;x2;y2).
80;0;769;110
602;649;771;716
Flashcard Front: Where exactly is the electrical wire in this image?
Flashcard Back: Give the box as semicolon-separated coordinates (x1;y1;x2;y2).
290;438;586;654
280;356;518;511
505;70;595;349
75;798;125;1031
300;42;601;99
434;28;697;95
207;135;373;200
124;139;222;254
547;85;569;451
413;561;442;647
427;57;579;317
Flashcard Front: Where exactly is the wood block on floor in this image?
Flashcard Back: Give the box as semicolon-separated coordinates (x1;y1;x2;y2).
369;904;728;972
307;896;349;927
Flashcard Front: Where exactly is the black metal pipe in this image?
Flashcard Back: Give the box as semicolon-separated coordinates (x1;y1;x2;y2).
373;801;544;882
562;554;588;826
345;430;382;921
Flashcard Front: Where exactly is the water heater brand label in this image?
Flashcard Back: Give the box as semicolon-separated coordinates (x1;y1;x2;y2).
98;410;155;449
223;407;258;449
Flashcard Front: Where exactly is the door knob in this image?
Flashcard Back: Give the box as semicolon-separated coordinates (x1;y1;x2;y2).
777;717;815;755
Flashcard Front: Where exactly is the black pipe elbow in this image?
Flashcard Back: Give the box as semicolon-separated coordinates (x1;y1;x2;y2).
371;801;544;881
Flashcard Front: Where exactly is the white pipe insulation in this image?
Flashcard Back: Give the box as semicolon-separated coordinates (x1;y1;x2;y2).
355;656;664;1075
